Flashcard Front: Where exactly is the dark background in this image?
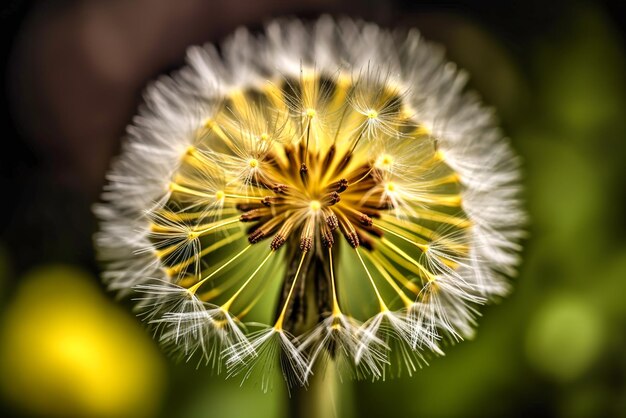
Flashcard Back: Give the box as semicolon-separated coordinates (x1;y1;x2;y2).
1;1;625;417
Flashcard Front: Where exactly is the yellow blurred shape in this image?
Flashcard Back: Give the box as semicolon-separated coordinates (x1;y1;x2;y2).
525;294;606;382
0;265;166;418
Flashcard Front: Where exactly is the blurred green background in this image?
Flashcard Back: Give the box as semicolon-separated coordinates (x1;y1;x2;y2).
1;0;625;417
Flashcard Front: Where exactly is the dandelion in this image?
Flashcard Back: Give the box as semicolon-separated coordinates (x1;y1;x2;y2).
94;16;525;390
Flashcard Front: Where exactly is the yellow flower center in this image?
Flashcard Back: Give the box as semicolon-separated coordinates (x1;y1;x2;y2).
150;70;469;326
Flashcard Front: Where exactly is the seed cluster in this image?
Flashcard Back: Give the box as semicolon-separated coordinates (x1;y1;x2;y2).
143;70;474;383
95;17;524;391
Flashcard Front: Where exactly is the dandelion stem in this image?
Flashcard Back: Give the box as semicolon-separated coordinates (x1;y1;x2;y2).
288;360;353;418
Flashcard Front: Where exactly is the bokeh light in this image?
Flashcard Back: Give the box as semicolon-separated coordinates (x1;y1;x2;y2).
526;294;606;382
0;266;167;418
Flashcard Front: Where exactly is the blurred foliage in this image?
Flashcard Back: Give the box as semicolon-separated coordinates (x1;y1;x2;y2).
173;372;286;418
535;6;625;139
526;293;606;382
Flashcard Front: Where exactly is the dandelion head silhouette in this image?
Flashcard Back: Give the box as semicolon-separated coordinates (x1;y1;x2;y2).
95;16;525;391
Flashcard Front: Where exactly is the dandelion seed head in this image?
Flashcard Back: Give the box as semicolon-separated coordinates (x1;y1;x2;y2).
94;16;525;389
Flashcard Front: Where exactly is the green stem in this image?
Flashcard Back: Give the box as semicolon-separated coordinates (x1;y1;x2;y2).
288;362;354;418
